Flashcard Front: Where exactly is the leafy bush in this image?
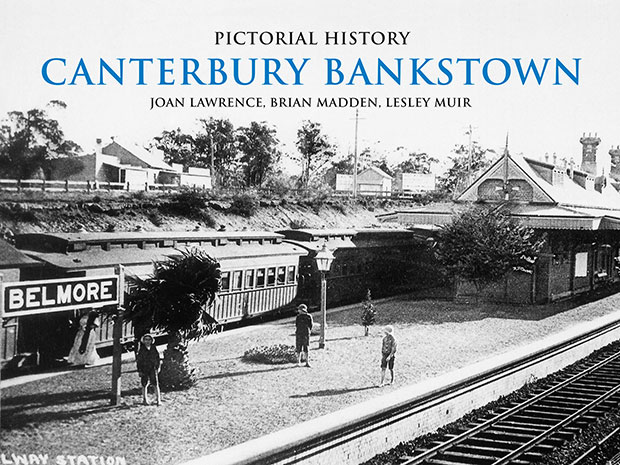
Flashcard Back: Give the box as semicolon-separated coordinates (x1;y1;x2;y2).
167;190;209;217
228;192;258;217
147;210;165;227
289;218;312;229
242;344;297;364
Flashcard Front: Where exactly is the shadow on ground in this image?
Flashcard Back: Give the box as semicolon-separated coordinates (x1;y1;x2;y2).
196;364;295;380
290;385;378;398
1;388;142;429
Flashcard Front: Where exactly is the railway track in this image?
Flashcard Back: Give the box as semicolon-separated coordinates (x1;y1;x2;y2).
397;345;620;465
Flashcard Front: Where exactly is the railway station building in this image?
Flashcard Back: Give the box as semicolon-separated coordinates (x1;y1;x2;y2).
379;135;620;304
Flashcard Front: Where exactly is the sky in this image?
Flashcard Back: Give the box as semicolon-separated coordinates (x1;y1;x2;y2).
1;0;620;175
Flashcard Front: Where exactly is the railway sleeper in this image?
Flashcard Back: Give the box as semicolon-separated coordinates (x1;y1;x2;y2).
475;429;543;441
558;388;606;399
522;406;580;417
490;426;578;442
463;436;557;453
495;419;559;430
489;423;555;435
438;449;515;463
450;443;516;456
506;413;559;425
568;380;619;390
539;398;592;408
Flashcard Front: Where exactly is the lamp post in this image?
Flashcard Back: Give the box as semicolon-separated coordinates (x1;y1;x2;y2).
314;243;335;349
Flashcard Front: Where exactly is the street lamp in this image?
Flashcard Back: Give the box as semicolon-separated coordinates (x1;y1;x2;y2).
314;243;335;349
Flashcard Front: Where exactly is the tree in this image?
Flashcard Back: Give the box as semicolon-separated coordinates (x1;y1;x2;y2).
195;118;239;187
322;154;355;188
436;205;543;298
0;101;81;179
295;120;335;188
393;152;439;174
361;289;376;336
237;121;280;187
151;128;197;167
438;142;494;194
125;248;221;390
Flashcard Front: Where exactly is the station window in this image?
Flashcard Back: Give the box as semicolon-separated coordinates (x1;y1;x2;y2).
221;272;231;292
277;266;286;285
267;267;276;286
287;265;296;283
342;263;348;276
232;270;243;290
256;269;266;287
245;269;255;289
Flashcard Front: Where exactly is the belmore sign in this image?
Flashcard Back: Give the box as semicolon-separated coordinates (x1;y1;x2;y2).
1;275;120;317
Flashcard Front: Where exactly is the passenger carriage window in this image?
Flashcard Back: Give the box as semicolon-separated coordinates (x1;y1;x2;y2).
221;272;231;292
256;269;266;287
277;266;286;285
232;270;243;290
287;265;296;283
267;267;276;286
245;270;255;289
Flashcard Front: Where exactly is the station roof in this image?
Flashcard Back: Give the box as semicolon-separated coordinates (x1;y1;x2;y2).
378;149;620;231
277;229;357;242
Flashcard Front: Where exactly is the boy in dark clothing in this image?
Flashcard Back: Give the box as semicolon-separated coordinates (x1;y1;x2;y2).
295;304;314;367
380;325;397;386
136;333;161;405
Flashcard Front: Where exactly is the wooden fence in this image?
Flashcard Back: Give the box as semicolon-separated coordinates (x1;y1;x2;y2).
0;179;183;193
0;178;437;200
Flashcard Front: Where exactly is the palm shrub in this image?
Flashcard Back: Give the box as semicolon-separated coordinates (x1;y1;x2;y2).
361;289;376;336
125;247;221;390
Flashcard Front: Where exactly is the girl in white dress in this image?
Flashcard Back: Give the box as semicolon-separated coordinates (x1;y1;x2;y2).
67;311;101;366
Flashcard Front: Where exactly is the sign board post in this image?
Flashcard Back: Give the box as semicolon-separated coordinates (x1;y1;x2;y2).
1;273;123;404
0;274;4;362
111;265;125;406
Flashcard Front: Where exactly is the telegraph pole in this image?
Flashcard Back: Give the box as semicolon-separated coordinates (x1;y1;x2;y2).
353;110;360;198
210;136;215;188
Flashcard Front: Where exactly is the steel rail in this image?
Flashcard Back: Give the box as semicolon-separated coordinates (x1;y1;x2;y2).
493;382;620;464
400;349;620;465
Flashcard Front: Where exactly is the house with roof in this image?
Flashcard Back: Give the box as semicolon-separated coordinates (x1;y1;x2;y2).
357;166;393;195
378;134;620;304
49;139;212;190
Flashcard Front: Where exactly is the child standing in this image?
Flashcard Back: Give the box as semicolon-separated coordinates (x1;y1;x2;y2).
136;333;161;405
295;304;314;367
380;326;397;386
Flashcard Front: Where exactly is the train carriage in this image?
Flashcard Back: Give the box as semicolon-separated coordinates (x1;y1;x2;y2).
11;231;306;362
278;228;442;309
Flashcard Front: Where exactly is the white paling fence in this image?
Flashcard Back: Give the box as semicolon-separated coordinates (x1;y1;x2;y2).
0;179;184;193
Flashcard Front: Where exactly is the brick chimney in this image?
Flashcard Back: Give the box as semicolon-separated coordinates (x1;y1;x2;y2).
610;145;620;181
579;132;600;175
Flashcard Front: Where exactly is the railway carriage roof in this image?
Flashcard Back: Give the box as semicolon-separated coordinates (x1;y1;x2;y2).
23;242;306;271
15;231;285;253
